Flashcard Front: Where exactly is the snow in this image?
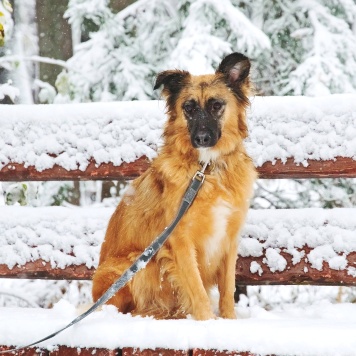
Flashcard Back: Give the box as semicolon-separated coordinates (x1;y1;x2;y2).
263;248;287;273
0;82;19;102
0;94;355;171
0;206;111;269
249;261;263;276
242;208;356;276
1;300;356;355
0;94;355;354
1;207;355;277
0;100;164;171
247;94;356;167
62;0;271;102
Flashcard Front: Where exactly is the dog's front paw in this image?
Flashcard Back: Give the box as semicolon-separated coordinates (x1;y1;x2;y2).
220;310;237;319
193;310;216;321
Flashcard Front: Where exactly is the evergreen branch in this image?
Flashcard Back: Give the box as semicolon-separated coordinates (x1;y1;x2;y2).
0;55;70;69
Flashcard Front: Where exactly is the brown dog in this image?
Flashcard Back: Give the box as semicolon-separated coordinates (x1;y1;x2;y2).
92;52;256;320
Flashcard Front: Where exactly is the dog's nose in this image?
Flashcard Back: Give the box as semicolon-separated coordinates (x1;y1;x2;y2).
194;131;212;147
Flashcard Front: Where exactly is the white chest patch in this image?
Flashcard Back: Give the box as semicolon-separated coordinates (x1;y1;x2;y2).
198;148;220;164
205;199;233;262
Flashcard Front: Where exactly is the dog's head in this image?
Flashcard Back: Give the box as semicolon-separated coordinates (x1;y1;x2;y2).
154;53;251;160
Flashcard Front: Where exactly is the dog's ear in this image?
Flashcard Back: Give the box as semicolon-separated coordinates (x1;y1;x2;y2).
154;70;190;95
216;53;250;86
154;70;190;113
217;53;250;138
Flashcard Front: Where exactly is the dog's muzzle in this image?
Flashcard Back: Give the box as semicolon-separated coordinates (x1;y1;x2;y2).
193;129;216;148
189;110;221;148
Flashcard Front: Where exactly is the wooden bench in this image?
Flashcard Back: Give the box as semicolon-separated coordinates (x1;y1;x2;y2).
0;95;356;355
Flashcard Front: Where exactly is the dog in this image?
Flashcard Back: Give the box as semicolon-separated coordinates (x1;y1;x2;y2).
92;52;256;320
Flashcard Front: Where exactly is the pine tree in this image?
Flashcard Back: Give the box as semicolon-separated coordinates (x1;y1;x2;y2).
246;0;356;96
65;0;112;50
56;0;270;102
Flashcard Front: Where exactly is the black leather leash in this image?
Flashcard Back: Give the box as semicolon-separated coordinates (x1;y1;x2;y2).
0;165;208;354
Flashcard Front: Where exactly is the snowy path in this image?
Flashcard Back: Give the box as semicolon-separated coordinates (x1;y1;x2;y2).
1;300;356;355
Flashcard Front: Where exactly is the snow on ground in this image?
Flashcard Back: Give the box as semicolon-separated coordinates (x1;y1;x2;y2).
0;206;355;277
1;299;356;355
0;94;355;171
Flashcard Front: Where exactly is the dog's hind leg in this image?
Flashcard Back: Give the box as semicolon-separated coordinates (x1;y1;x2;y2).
92;256;135;313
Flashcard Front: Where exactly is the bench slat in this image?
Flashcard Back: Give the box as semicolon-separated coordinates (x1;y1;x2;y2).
0;207;355;285
1;96;356;181
1;254;355;286
0;260;94;280
236;252;356;286
0;157;150;181
1;156;356;181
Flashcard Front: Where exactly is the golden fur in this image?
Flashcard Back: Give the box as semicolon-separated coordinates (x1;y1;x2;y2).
92;53;257;320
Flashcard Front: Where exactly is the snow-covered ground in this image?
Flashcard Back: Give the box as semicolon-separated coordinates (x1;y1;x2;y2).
0;94;355;172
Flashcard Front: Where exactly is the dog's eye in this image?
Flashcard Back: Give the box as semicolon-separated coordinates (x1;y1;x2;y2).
183;102;195;113
212;101;222;111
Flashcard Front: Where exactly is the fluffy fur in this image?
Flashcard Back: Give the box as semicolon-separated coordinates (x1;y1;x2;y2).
92;53;257;320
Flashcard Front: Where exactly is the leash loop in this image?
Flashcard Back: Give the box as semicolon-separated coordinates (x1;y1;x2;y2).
0;167;207;354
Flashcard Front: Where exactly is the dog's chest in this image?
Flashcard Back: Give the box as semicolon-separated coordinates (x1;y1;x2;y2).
204;199;233;262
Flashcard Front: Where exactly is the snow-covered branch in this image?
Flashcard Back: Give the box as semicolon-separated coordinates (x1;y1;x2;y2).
0;55;70;69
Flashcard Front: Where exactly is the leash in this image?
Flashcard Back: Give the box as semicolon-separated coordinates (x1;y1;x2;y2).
0;163;208;354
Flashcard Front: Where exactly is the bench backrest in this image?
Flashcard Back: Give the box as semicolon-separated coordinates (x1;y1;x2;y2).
0;95;355;286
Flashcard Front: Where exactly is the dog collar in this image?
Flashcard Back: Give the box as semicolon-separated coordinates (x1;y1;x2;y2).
199;161;215;175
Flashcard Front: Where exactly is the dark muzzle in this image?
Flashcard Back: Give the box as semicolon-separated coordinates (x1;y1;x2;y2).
188;109;221;148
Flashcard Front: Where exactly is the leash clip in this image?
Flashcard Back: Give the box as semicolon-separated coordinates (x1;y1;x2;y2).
193;160;209;183
193;170;206;183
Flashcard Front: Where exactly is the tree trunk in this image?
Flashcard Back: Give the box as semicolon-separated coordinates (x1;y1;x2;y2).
35;0;72;87
110;0;137;13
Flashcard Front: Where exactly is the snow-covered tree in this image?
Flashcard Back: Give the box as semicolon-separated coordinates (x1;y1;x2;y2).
252;177;356;210
57;0;356;101
168;0;270;74
285;0;356;96
56;0;270;102
241;0;356;96
65;0;112;51
1;0;39;104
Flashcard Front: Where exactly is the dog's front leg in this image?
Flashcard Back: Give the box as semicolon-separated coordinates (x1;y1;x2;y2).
170;236;215;320
217;240;238;319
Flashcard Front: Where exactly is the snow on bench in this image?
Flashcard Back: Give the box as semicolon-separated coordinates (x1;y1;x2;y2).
0;206;355;286
1;299;356;356
0;94;356;180
0;94;356;355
